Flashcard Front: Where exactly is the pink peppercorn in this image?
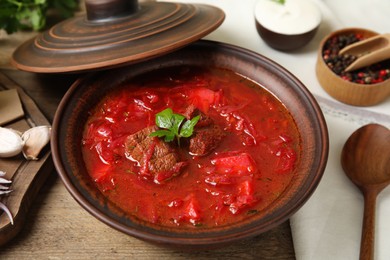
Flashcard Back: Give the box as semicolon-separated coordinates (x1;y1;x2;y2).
379;70;387;77
323;32;390;85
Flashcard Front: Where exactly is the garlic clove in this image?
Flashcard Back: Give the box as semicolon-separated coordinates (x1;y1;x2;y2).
0;127;24;158
0;202;14;225
21;125;51;160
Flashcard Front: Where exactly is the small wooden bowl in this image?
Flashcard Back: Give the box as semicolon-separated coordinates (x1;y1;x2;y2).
316;28;390;106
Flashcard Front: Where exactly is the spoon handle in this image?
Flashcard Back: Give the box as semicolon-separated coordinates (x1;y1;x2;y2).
360;190;377;260
339;33;390;72
344;47;390;72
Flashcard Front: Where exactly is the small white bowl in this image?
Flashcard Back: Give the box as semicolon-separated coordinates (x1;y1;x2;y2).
255;0;321;51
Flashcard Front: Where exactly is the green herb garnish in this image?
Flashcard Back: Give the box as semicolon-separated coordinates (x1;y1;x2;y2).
270;0;285;4
150;108;200;146
0;0;78;34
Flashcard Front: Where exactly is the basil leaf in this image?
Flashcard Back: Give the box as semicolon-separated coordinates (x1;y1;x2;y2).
155;108;174;129
150;129;171;138
151;108;200;145
170;113;185;138
0;0;77;34
163;132;176;142
180;115;200;138
270;0;285;4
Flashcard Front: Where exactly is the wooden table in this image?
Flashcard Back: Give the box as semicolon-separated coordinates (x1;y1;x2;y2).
0;31;295;259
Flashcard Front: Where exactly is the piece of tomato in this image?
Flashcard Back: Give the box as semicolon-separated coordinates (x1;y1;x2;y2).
211;152;257;176
275;147;297;173
92;164;115;192
222;111;259;145
228;180;256;214
188;87;220;113
153;161;188;184
184;198;201;224
177;195;202;225
205;174;233;186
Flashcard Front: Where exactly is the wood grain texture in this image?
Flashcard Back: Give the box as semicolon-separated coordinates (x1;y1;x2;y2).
11;1;225;73
0;69;295;259
339;34;390;72
0;72;53;246
1;175;295;259
341;124;390;260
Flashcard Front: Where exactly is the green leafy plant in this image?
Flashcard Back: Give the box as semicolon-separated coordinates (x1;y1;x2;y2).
150;108;200;146
270;0;285;4
0;0;78;34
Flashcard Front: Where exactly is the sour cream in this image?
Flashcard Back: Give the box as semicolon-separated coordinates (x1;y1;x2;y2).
255;0;321;35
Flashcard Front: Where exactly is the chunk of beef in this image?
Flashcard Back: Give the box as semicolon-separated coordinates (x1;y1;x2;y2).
184;105;225;156
183;104;213;127
189;124;225;156
125;126;187;183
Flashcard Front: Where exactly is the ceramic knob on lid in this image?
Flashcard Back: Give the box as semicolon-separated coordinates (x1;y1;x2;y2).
84;0;139;21
11;0;225;73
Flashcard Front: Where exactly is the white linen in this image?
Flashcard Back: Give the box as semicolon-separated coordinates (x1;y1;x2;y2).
160;0;390;259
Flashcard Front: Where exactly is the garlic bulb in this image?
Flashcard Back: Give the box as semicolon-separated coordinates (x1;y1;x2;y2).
0;127;23;158
21;125;51;160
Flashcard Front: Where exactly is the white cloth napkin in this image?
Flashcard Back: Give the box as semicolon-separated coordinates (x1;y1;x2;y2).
160;0;390;258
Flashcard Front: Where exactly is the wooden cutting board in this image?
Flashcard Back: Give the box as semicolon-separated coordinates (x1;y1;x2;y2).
0;72;53;246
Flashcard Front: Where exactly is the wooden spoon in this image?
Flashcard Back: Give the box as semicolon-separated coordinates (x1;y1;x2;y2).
339;33;390;72
341;124;390;260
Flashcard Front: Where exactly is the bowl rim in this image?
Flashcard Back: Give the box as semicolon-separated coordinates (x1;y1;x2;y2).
52;39;329;247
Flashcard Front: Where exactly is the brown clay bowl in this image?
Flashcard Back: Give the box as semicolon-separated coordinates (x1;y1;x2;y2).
254;0;321;51
316;27;390;106
52;40;328;249
255;23;319;51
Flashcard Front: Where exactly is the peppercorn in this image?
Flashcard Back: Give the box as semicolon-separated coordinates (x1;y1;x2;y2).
322;33;390;84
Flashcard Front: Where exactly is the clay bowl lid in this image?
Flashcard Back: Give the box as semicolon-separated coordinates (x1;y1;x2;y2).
11;0;225;73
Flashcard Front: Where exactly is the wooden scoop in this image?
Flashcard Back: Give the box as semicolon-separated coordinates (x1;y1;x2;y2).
339;33;390;72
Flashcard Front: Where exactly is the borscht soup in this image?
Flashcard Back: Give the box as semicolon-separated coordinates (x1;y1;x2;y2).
82;66;301;228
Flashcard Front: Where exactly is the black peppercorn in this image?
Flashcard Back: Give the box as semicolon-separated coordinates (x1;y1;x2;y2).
322;33;390;84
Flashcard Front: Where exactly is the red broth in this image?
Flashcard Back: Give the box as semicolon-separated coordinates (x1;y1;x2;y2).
82;66;301;228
